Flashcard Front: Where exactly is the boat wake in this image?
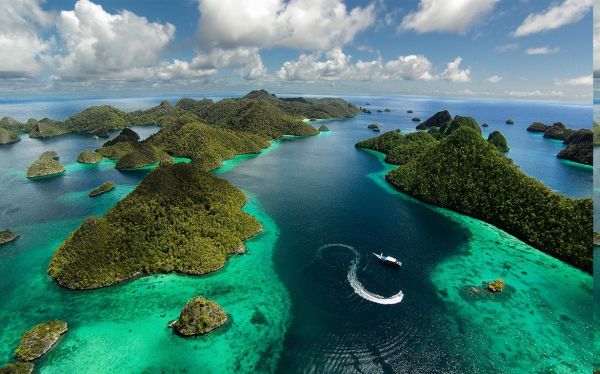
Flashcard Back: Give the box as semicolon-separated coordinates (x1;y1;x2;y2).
317;244;404;305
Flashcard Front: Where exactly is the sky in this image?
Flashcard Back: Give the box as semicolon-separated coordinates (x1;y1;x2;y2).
0;0;594;102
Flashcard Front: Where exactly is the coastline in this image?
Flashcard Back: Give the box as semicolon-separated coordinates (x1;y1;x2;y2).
362;147;592;372
360;147;590;273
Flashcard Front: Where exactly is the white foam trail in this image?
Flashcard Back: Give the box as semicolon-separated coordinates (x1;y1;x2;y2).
317;244;404;305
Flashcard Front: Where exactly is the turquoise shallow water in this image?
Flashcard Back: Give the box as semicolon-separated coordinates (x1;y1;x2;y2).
363;150;592;373
0;141;291;373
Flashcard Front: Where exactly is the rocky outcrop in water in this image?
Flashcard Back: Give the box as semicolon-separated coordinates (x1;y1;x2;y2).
0;128;20;145
89;182;116;197
40;151;59;160
170;297;227;336
544;122;574;141
77;150;102;164
0;230;19;245
368;123;381;132
486;279;505;293
26;153;65;178
557;129;592;165
15;321;68;361
527;122;548;133
103;128;140;147
411;117;421;122
505;119;514;125
318;125;330;132
416;110;452;130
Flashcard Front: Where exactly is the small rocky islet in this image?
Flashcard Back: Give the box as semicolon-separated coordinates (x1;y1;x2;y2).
15;320;68;361
0;230;19;245
169;296;228;337
89;182;116;197
318;125;330;132
0;127;21;145
77;150;103;164
367;123;381;132
26;152;65;179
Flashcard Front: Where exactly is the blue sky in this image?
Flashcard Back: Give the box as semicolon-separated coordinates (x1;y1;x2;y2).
0;0;593;102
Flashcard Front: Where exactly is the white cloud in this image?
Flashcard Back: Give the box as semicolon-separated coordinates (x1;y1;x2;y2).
525;46;560;55
197;0;375;50
385;55;434;81
487;75;503;83
514;0;591;37
51;0;175;80
440;57;470;82
505;89;565;98
277;49;469;82
554;75;593;86
0;0;52;78
400;0;498;34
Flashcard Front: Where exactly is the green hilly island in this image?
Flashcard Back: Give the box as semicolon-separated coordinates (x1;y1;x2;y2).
357;116;591;272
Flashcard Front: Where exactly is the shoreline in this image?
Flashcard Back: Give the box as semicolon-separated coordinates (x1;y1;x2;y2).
360;147;591;274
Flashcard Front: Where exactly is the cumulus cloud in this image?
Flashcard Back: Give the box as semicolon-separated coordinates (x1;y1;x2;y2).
554;75;593;86
439;57;470;82
514;0;591;37
400;0;498;34
525;46;560;55
50;0;175;80
0;0;52;78
277;49;468;82
197;0;375;50
487;75;503;83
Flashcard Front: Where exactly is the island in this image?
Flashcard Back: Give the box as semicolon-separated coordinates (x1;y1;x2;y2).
556;129;593;166
505;119;514;125
77;150;102;164
0;90;361;141
40;150;59;160
89;182;116;197
15;320;68;361
169;296;228;336
0;230;19;245
318;125;330;132
26;153;65;179
384;108;391;112
356;115;591;272
0;128;20;145
368;123;381;132
527;122;592;165
486;279;505;293
482;123;489;128
411;117;421;122
415;110;452;130
407;110;413;113
487;130;510;153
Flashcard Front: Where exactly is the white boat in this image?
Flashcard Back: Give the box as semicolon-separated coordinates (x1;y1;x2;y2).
373;252;402;267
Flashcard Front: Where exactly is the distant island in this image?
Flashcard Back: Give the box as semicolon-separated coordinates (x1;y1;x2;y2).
527;122;592;165
0;90;360;140
48;91;360;291
357;114;591;272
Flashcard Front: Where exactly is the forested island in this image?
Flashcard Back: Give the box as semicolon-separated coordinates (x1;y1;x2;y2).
357;114;591;272
48;91;359;291
527;121;592;165
0;90;359;141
